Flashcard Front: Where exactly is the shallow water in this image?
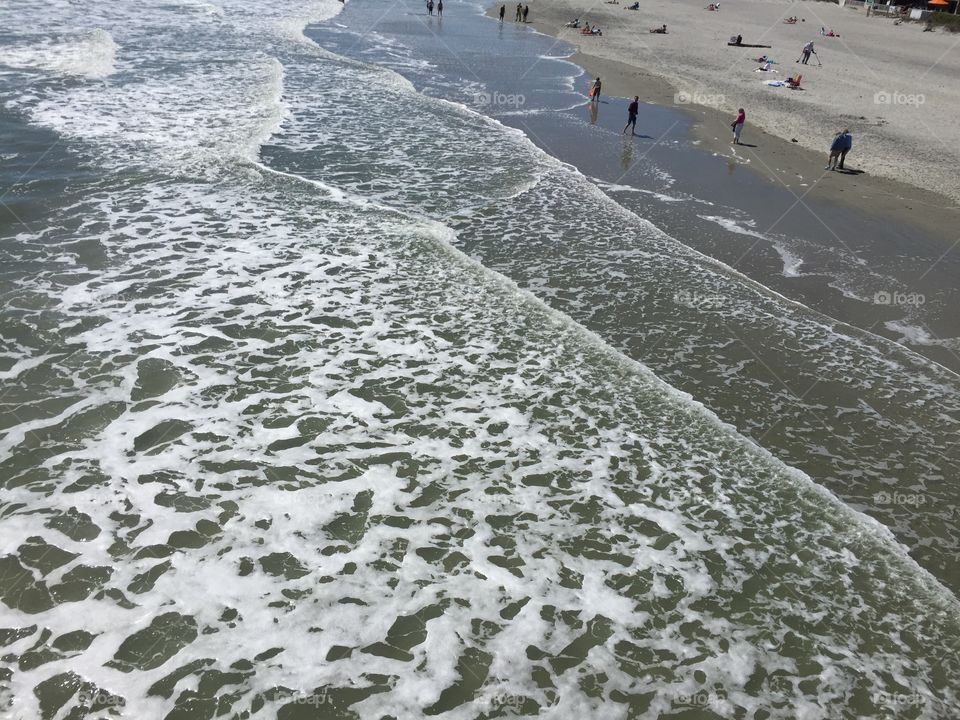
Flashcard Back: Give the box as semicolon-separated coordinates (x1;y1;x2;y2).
0;0;958;718
302;1;960;594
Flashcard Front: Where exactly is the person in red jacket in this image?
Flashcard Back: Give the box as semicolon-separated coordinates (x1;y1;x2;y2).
731;107;745;144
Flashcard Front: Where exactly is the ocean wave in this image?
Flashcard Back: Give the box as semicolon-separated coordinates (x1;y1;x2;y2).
1;27;117;79
3;1;960;716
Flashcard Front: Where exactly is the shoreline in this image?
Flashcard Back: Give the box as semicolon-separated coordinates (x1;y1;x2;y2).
488;6;960;243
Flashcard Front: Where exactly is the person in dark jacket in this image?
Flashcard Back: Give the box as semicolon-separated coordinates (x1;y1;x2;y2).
623;95;640;134
837;129;852;169
826;128;849;170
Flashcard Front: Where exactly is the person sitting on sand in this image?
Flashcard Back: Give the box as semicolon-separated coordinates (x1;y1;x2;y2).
735;34;742;45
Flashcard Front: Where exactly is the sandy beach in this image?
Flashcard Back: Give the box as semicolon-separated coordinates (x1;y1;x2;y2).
503;0;960;230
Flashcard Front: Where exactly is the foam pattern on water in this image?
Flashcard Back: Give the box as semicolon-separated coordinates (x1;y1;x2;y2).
2;168;959;719
263;35;960;594
0;28;117;80
2;1;960;718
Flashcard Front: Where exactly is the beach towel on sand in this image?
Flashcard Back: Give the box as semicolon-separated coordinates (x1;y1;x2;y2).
765;80;785;87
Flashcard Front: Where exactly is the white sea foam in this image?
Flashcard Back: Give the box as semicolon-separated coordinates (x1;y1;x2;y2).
700;214;806;276
770;240;804;277
3;1;960;718
1;28;117;79
26;56;286;174
4;172;958;719
699;213;767;240
885;320;960;350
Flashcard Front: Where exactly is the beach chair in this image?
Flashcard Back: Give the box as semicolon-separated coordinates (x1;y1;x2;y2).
786;73;802;88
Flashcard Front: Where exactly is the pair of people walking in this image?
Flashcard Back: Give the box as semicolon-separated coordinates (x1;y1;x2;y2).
514;3;529;21
826;129;852;170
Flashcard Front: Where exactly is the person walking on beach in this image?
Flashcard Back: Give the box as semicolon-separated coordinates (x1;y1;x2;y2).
800;40;814;64
426;0;433;14
826;129;844;170
437;0;443;16
523;4;529;21
623;95;639;134
516;3;522;21
590;77;602;102
499;4;505;21
826;128;852;170
837;128;852;169
731;107;745;144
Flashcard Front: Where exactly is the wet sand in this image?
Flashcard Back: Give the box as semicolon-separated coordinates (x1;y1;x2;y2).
565;50;960;243
490;9;960;243
481;7;960;373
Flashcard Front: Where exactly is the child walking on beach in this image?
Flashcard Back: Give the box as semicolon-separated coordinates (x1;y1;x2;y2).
623;95;639;134
731;107;745;144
